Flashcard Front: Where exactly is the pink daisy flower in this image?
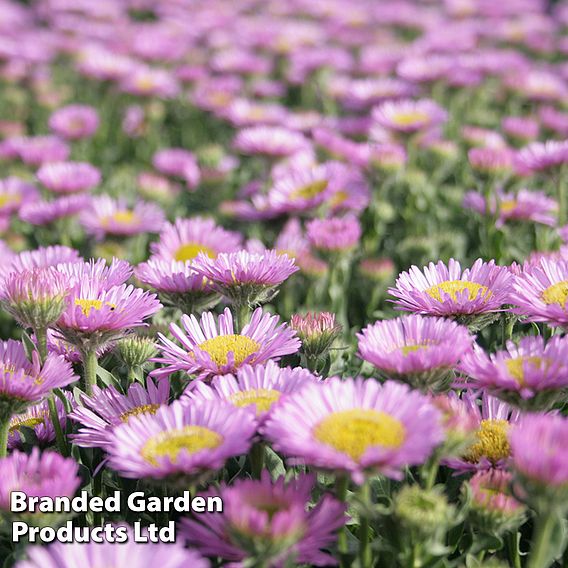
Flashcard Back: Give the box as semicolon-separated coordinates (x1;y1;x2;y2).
71;378;170;449
0;177;38;216
444;392;520;474
8;394;71;450
107;400;256;482
460;336;568;409
134;258;217;312
48;104;99;140
180;472;346;566
0;339;78;415
233;126;310;158
192;250;298;305
390;258;513;319
8;245;81;273
36;161;101;194
263;377;444;484
515;139;568;175
16;532;209;568
183;360;317;424
56;282;161;344
357;315;473;392
152;307;300;380
509;257;568;326
80;195;165;239
372;98;448;134
151;217;243;264
509;413;568;490
152;148;201;189
306;215;362;252
0;448;80;512
19;194;91;226
12;135;70;166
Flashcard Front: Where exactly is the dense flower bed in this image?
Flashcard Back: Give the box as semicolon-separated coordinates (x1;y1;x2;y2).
0;0;567;566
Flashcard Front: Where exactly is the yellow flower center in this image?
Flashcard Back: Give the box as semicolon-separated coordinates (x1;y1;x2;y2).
74;298;117;316
393;111;429;126
399;342;437;356
505;356;548;386
174;243;216;262
135;76;157;92
313;408;406;462
541;281;568;308
229;389;281;414
328;190;349;207
465;419;510;464
0;194;20;209
198;335;260;367
9;415;46;432
499;200;517;214
140;425;222;465
120;404;161;423
103;210;140;227
290;180;329;201
425;280;492;303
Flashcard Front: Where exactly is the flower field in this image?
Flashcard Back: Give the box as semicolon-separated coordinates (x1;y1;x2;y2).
1;0;568;566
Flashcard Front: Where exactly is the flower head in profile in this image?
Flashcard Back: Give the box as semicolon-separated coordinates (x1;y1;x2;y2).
71;378;169;449
444;392;520;473
0;449;81;526
509;413;568;508
0;340;78;418
192;250;298;306
152;148;200;189
509;257;568;327
151;217;242;264
515;139;568;175
358;315;473;393
390;259;512;328
306;215;362;252
36;161;101;194
460;336;568;410
19;194;91;226
0;266;71;330
263;377;444;484
184;360;317;425
107;400;256;483
152;307;300;379
15;530;209;568
180;472;346;566
135;258;219;314
8;245;80;273
233;126;310;158
463;189;557;228
80;196;165;240
372;98;448;134
48;104;99;140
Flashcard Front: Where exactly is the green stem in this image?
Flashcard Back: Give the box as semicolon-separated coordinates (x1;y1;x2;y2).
0;418;9;458
423;457;440;490
237;303;251;334
82;349;98;396
528;513;557;568
249;442;265;479
508;531;521;568
358;482;373;568
127;367;137;385
35;327;48;364
48;395;68;456
336;476;350;568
